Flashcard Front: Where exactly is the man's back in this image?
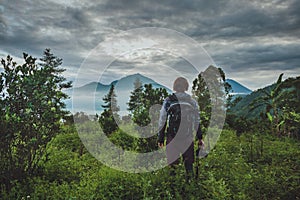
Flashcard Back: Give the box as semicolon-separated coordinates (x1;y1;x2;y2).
166;93;197;140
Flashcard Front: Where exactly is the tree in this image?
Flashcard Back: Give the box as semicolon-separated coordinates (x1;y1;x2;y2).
218;68;233;107
99;84;120;135
128;82;168;127
192;71;211;131
0;49;72;189
127;83;168;152
250;74;285;136
127;78;144;125
138;84;169;152
192;66;230;131
276;76;300;137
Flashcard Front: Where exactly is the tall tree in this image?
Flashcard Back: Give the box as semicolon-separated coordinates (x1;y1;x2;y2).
127;82;168;152
218;68;233;107
0;49;72;189
127;78;144;124
192;65;230;131
99;84;120;135
192;71;211;131
138;84;168;152
128;83;168;127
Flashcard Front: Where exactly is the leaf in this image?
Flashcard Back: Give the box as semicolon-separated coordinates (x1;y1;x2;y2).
277;120;284;128
29;137;37;144
266;112;273;122
276;73;284;85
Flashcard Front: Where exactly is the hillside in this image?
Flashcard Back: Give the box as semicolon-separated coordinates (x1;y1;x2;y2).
229;76;300;119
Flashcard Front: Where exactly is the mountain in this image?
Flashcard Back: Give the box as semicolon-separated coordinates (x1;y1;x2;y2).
64;73;172;114
226;79;252;96
65;74;253;115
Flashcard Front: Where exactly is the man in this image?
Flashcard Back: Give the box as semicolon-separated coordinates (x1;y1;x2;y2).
157;77;204;179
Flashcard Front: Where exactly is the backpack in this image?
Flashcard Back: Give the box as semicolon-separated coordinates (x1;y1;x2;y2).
166;94;195;138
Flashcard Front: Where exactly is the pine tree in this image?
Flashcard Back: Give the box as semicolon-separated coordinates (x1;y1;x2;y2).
127;82;168;152
127;78;144;124
99;84;120;135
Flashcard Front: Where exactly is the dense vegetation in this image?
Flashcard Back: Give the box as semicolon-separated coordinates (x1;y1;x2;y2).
1;127;299;199
0;50;72;191
1;51;299;199
227;74;300;138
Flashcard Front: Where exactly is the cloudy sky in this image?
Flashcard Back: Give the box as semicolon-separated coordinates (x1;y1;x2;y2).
0;0;299;90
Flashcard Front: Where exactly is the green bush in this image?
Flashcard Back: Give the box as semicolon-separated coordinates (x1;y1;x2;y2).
3;128;300;199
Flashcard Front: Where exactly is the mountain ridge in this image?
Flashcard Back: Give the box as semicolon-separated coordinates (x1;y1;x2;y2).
66;74;253;114
65;73;171;114
226;79;252;95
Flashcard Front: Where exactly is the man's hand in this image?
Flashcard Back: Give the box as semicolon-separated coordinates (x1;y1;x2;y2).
158;142;164;148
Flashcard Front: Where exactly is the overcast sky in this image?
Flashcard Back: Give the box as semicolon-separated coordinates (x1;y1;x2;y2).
0;0;299;90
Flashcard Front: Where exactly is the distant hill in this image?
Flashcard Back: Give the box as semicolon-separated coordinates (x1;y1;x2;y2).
228;85;273;118
65;74;253;115
65;73;172;114
226;79;252;96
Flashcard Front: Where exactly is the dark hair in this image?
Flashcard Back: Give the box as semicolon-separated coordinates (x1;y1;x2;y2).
173;77;189;92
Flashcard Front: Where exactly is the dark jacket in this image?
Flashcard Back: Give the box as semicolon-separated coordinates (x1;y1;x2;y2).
157;92;202;143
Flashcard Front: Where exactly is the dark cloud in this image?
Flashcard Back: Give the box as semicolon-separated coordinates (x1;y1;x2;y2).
59;8;88;28
0;0;299;89
110;59;143;68
211;42;300;72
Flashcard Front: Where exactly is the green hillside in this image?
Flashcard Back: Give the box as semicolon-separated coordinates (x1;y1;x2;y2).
229;85;274;118
229;76;300;119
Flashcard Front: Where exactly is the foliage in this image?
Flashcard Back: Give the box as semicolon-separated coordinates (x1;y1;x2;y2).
127;77;144;124
192;70;211;131
109;128;139;151
192;66;231;131
99;84;120;135
128;82;169;127
278;76;300;137
0;49;71;189
127;83;169;152
249;73;284;136
2;128;299;199
228;75;300;138
249;74;300;137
